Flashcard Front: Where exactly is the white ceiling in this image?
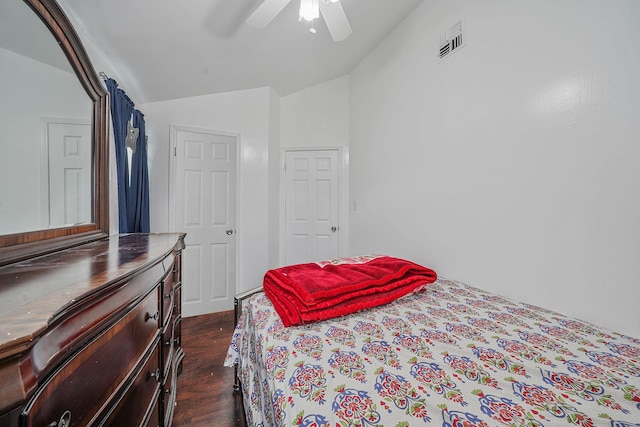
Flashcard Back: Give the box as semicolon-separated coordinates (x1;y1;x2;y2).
59;0;424;104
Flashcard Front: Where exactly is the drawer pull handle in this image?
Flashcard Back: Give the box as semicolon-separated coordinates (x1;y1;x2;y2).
48;410;71;427
165;336;181;347
145;311;159;322
149;368;161;382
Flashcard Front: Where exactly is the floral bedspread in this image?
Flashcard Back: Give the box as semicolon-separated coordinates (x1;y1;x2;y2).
224;278;640;427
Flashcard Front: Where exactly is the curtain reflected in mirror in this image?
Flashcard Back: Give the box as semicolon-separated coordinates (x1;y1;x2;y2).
0;0;93;235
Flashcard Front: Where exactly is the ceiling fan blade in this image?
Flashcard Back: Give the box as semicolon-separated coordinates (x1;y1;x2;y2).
319;0;352;41
247;0;293;28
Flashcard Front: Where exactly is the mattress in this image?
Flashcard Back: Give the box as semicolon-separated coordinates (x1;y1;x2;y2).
224;278;640;426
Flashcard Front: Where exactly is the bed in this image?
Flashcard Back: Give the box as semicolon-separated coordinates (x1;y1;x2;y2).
224;259;640;427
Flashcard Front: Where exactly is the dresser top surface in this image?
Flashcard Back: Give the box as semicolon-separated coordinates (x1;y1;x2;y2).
0;233;185;353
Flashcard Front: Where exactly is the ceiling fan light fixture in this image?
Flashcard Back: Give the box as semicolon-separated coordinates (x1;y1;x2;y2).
299;0;320;22
248;0;351;42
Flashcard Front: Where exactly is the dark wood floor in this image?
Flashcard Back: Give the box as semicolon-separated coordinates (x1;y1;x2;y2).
172;310;247;427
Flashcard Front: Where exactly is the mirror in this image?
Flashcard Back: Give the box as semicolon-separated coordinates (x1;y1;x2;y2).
0;0;92;235
0;0;109;266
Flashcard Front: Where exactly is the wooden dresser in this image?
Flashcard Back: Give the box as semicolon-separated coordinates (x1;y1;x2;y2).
0;233;185;427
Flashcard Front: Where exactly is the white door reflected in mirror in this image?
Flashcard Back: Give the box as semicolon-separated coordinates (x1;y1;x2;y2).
42;119;92;228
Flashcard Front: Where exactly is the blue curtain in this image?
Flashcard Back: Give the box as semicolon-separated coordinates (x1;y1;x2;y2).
129;110;150;232
106;78;150;233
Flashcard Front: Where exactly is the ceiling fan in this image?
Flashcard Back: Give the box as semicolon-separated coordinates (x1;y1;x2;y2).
247;0;352;42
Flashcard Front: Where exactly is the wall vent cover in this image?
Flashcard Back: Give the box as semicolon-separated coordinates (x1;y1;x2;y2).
439;20;465;60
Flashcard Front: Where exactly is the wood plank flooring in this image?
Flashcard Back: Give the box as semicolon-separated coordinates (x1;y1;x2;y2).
172;310;247;427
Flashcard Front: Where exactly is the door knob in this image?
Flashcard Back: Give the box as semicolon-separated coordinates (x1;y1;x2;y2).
226;229;234;235
331;226;338;232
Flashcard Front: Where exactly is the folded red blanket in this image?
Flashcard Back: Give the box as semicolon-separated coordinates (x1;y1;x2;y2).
263;255;437;326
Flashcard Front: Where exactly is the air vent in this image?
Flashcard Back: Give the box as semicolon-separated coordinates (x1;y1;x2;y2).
439;20;465;60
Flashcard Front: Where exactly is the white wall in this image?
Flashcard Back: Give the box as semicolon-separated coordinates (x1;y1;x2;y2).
350;0;640;338
140;88;276;293
280;75;350;148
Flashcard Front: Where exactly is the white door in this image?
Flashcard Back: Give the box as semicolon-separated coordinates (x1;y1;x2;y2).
284;149;341;265
172;128;237;316
44;120;92;228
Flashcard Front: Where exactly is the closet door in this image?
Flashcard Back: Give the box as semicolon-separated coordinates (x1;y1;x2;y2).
283;149;340;265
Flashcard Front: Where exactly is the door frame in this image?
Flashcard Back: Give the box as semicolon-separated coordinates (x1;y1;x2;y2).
279;146;349;265
168;124;242;310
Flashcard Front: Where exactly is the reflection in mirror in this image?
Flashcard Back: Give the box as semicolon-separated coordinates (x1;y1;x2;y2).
0;0;92;235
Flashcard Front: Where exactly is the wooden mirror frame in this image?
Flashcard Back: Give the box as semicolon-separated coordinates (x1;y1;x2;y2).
0;0;109;267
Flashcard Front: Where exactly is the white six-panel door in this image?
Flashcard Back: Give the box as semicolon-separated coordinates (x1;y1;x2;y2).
284;149;340;265
172;127;237;316
43;120;92;228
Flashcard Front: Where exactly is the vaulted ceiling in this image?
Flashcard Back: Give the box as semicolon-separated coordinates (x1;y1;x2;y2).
60;0;424;103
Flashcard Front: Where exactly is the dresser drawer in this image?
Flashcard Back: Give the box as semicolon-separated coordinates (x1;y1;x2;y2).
21;290;160;427
145;393;161;427
160;284;174;328
31;261;165;378
161;314;182;376
160;264;179;326
173;284;181;317
99;343;161;427
162;356;177;427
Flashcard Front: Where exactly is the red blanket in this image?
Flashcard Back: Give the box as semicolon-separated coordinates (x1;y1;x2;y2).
263;255;437;326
